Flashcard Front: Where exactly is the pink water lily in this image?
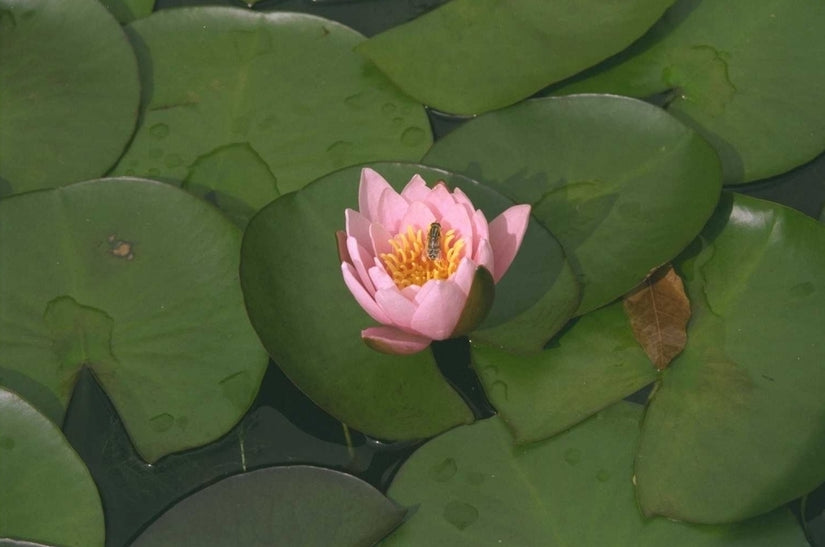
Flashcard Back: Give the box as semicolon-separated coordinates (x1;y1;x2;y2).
337;168;531;355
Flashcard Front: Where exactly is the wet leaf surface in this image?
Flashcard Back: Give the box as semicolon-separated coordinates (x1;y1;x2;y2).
0;178;268;462
0;387;103;547
357;0;673;114
384;404;806;545
552;0;825;184
425;95;721;314
637;193;825;522
471;302;658;444
113;7;432;221
0;0;139;195
131;466;405;547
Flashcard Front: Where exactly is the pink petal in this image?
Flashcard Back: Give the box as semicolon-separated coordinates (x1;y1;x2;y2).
369;223;393;258
369;264;396;291
438;198;473;254
423;182;457;219
401;284;420;300
474;238;495;275
375;287;416;329
359;168;393;222
342;263;390;324
336;230;349;263
410;280;468;340
377;187;410;233
362;326;431;355
489;204;531;283
452;257;477;297
346;236;376;295
472;209;490;249
399;200;437;233
424;182;456;217
451;186;474;210
400;174;431;202
345;209;372;249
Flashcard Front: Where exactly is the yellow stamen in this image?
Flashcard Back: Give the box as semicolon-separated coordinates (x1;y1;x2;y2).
380;225;465;289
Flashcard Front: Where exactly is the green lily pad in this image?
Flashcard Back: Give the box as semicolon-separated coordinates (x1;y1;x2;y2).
0;0;140;196
0;541;59;547
636;192;825;522
425;95;722;314
240;164;479;441
552;0;825;184
112;7;432;219
100;0;154;23
0;178;268;462
472;301;658;444
131;466;405;546
356;0;673;115
384;404;806;545
0;387;104;547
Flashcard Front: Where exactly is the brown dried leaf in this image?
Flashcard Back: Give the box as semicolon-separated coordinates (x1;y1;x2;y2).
623;265;690;370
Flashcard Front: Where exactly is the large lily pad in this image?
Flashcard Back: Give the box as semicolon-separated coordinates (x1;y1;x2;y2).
0;178;268;462
240;164;477;441
131;466;405;546
100;0;154;23
636;192;825;522
425;95;722;314
0;387;104;547
0;0;140;196
552;0;825;184
356;0;673;114
384;404;806;545
113;7;432;220
472;301;658;444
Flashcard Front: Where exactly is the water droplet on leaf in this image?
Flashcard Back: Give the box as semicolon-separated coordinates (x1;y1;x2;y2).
443;500;478;530
564;448;582;465
430;457;457;482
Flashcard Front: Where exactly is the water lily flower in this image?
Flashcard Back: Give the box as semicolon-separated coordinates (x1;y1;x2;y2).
337;168;531;355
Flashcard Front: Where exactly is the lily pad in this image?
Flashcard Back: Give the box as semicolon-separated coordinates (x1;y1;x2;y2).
552;0;825;184
113;7;432;218
636;192;825;522
0;178;268;462
356;0;673;114
0;387;104;547
0;0;140;196
100;0;154;23
425;95;722;314
471;301;658;444
131;466;405;546
240;164;477;441
384;404;806;545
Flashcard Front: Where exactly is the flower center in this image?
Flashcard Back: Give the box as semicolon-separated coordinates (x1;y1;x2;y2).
380;224;465;289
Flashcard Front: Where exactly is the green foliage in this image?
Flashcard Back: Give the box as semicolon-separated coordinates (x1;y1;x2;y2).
384;404;807;546
425;95;722;314
0;179;268;462
0;388;104;547
1;1;824;544
132;466;405;546
0;0;139;195
552;0;825;184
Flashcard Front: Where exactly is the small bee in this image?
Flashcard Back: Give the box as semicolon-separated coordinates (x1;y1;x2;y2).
426;222;441;260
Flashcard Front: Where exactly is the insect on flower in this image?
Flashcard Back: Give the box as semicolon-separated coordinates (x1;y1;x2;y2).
426;222;441;260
